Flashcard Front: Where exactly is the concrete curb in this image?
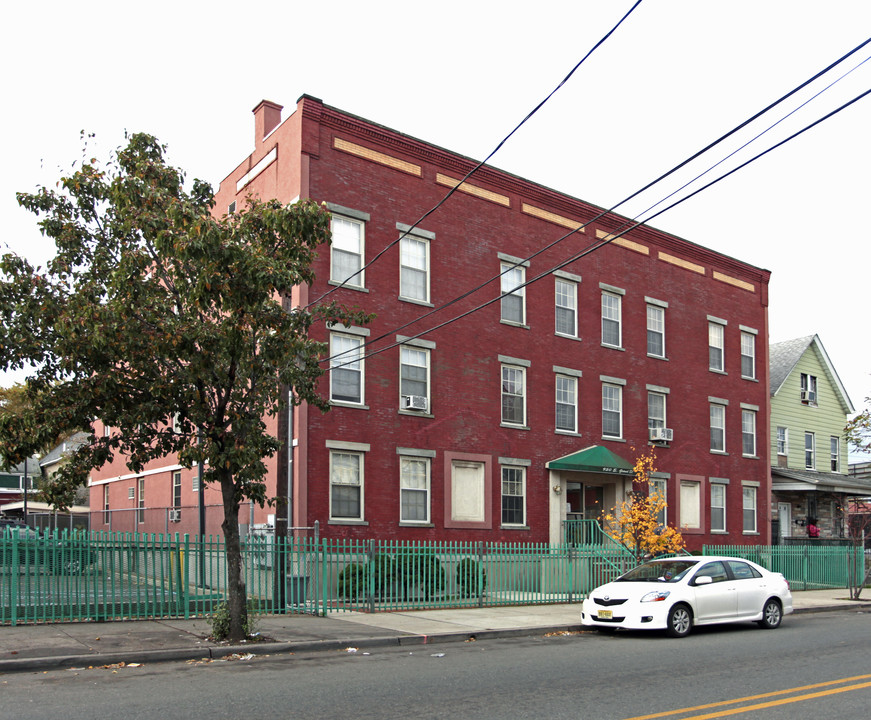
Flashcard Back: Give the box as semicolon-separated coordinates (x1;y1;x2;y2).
1;603;868;675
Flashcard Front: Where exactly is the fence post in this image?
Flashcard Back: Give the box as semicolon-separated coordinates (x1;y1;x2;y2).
477;542;485;608
183;534;190;619
368;540;376;614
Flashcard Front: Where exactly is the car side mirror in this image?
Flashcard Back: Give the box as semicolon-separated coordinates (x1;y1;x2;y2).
694;576;713;585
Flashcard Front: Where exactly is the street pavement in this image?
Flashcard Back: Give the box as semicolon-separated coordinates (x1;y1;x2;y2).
1;589;868;674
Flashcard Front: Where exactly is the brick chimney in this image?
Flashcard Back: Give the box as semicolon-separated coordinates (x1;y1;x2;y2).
252;100;283;145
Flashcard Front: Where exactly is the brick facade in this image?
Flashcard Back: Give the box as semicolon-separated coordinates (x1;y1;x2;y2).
90;96;772;550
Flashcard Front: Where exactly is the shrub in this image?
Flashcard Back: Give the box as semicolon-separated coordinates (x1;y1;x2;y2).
396;551;445;599
456;558;487;598
337;562;368;601
209;600;259;641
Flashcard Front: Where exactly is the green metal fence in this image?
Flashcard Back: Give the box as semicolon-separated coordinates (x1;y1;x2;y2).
4;528;865;626
703;543;864;590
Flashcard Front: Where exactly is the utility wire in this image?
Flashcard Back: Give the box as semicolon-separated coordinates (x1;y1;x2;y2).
325;38;871;368
329;84;871;371
306;0;645;308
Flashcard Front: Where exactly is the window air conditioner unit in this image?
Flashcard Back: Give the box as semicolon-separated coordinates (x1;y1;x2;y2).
402;395;428;411
169;509;181;523
800;391;816;403
650;428;673;442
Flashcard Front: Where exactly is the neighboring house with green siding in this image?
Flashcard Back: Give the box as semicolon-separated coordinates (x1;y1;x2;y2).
769;334;864;541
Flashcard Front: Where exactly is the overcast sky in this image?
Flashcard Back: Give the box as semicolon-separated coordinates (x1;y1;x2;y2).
3;1;869;454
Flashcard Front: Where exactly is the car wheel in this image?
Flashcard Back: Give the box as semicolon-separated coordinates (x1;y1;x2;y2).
757;598;782;629
666;604;692;638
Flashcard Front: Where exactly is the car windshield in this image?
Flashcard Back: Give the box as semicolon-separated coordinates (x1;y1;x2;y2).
617;559;698;583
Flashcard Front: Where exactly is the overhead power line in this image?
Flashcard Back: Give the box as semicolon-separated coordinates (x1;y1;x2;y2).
324;37;871;369
307;0;645;308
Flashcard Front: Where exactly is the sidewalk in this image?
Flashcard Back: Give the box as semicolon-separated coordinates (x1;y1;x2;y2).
1;590;868;674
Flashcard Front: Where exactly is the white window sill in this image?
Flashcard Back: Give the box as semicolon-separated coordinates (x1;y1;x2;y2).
742;455;760;460
710;450;728;456
500;423;530;431
647;354;668;361
602;436;626;443
399;522;434;528
555;333;582;342
398;296;434;307
501;525;530;531
398;409;434;419
328;280;369;293
709;368;728;375
601;343;625;351
330;401;370;410
555;429;582;437
328;519;369;526
741;376;759;382
500;320;530;330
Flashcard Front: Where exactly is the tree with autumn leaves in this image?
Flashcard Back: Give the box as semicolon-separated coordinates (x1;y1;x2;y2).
0;133;369;641
602;449;685;562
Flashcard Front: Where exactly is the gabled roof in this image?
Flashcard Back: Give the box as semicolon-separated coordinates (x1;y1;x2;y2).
39;432;90;469
769;334;854;413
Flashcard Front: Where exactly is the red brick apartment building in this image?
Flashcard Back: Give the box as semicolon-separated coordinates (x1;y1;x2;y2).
89;96;772;551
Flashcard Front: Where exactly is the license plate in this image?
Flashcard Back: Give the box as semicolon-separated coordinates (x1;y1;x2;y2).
598;610;613;620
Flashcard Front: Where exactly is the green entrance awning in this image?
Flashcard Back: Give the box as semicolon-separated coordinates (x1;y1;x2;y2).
546;445;635;475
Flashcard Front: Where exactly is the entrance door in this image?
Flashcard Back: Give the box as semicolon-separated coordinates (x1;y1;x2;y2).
778;503;791;539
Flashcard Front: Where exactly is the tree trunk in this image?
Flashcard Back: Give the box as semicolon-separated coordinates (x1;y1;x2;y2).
220;472;248;642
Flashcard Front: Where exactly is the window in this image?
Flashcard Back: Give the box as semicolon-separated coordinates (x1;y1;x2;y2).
500;262;525;325
680;481;700;529
172;471;182;509
648;392;667;431
400;346;430;411
776;426;788;455
400;456;430;523
330;215;365;288
501;466;526;526
708;322;725;372
695;561;728;583
740;331;756;379
650;478;667;525
602;383;622;438
399;233;429;302
555;278;577;336
646;304;665;357
743;485;757;533
137;477;145;524
830;436;840;472
800;373;817;404
330;451;363;520
601;292;622;347
555;375;577;433
192;472;200;492
501;364;526;426
330;333;364;404
710;404;726;452
711;484;726;532
805;432;815;469
103;485;110;525
741;410;757;456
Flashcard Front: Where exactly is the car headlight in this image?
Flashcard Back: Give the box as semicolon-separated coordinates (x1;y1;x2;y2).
641;590;671;603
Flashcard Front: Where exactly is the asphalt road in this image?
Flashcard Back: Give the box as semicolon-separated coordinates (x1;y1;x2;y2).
3;610;869;719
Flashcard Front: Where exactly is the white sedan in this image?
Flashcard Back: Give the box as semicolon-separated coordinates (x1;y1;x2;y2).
581;556;793;637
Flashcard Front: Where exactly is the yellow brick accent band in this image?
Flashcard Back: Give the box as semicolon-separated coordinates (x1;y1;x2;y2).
334;138;421;176
713;271;756;292
596;230;649;255
436;173;511;207
522;203;586;232
659;252;705;275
